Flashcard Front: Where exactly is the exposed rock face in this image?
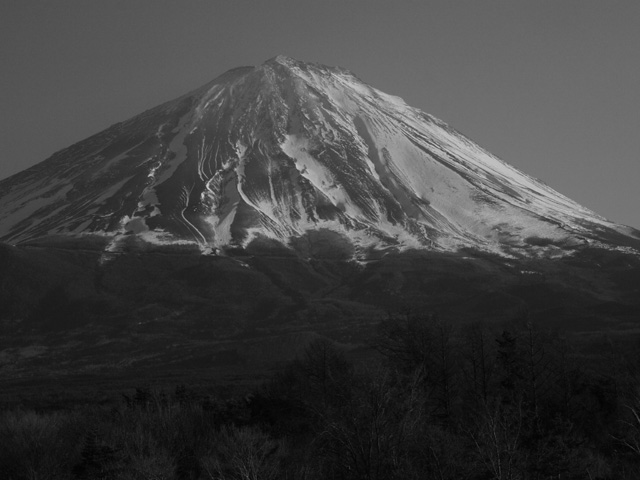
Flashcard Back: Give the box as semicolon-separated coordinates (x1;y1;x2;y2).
1;56;638;256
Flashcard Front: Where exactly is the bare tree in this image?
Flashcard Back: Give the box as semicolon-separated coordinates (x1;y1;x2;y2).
461;321;497;406
521;322;557;418
468;398;526;480
202;425;283;480
318;369;423;480
376;314;458;422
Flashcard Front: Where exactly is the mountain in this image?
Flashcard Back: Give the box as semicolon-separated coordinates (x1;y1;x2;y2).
2;55;638;257
2;56;640;386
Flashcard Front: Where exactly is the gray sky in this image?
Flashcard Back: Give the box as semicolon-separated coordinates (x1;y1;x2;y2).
1;1;639;228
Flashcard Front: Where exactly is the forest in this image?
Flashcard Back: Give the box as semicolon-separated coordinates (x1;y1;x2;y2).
3;314;640;480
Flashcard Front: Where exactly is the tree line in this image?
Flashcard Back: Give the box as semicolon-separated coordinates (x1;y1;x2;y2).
3;314;640;479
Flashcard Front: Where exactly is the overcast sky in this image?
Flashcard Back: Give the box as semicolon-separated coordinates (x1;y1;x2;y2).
1;1;639;228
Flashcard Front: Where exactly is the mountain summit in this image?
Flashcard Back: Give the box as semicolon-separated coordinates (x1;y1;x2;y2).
1;56;638;256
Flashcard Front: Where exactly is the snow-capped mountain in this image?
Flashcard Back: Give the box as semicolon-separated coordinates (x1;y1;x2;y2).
0;56;638;256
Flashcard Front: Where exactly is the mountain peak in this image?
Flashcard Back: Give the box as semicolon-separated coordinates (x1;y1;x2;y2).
263;54;298;66
0;59;638;256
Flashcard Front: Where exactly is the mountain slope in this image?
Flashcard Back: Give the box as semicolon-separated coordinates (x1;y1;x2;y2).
1;56;638;257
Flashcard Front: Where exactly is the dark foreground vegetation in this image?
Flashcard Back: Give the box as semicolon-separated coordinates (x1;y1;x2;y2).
4;316;640;479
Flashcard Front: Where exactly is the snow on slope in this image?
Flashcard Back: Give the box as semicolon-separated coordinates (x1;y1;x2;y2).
0;55;637;257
